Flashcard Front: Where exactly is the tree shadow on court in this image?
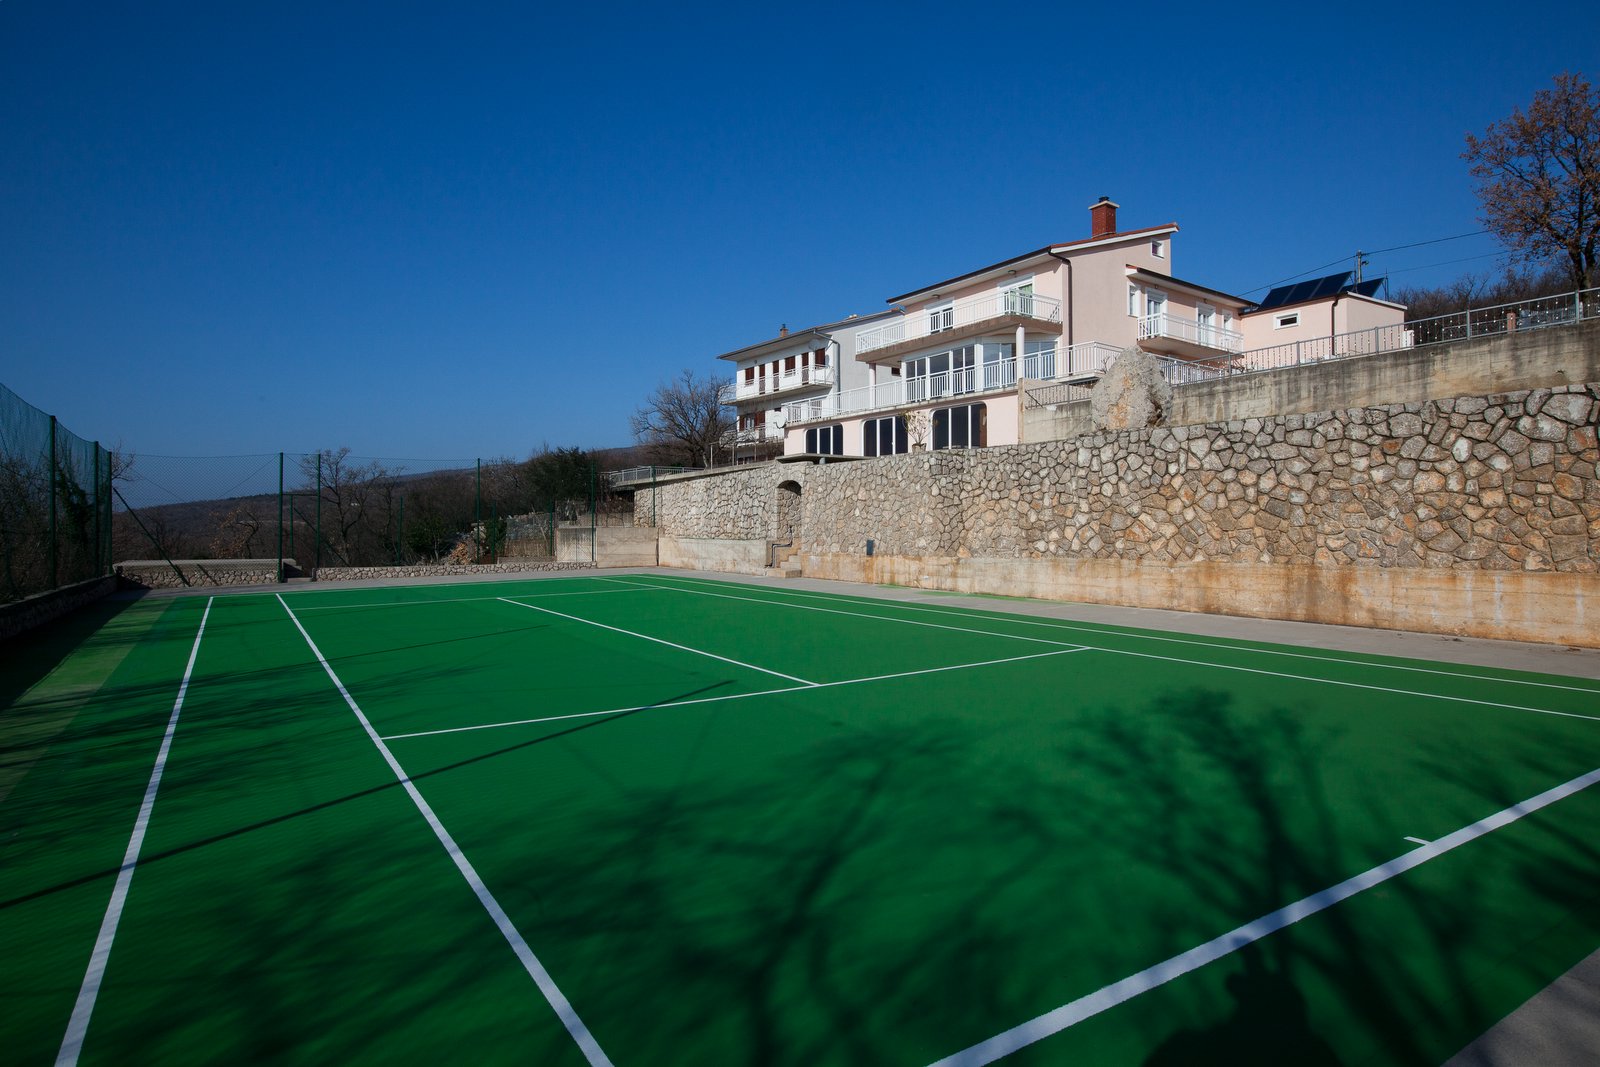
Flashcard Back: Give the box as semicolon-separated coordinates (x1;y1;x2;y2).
1050;685;1600;1067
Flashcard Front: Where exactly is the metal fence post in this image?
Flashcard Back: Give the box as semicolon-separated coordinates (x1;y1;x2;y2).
396;496;404;565
48;415;57;589
315;452;323;577
475;459;482;562
589;463;597;563
277;452;284;583
93;443;102;577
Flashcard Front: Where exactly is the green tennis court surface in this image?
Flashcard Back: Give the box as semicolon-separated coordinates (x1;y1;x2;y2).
4;573;1599;1065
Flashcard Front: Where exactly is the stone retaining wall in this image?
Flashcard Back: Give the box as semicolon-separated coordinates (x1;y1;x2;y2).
648;383;1600;645
116;559;287;589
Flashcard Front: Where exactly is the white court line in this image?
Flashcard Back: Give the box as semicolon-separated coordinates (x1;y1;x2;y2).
276;595;613;1067
57;596;214;1067
1404;836;1431;845
292;587;642;612
497;596;819;686
927;762;1600;1066
634;573;1600;696
381;647;1088;741
597;576;1092;652
620;576;1600;724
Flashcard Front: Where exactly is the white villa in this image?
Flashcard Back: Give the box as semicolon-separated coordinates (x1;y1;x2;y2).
714;198;1406;458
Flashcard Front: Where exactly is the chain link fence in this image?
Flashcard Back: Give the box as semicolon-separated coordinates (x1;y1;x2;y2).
111;449;643;581
5;378;646;596
1;383;114;604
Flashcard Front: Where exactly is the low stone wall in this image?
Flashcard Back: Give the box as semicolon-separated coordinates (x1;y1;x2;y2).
117;559;287;589
1;575;119;642
651;381;1600;646
313;562;596;581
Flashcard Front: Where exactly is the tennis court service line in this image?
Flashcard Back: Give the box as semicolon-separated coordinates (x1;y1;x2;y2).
275;595;614;1067
596;576;1094;652
288;586;641;612
57;597;214;1067
497;595;819;686
624;576;1600;724
641;573;1600;697
380;647;1088;741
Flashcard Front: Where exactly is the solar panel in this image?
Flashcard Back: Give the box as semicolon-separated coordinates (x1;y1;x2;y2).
1257;271;1356;310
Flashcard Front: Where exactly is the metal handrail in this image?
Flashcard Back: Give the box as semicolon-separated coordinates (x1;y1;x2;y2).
856;290;1063;353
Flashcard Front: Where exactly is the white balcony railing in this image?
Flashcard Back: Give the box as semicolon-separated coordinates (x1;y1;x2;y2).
782;341;1120;424
725;364;836;403
1137;314;1245;353
856;290;1063;353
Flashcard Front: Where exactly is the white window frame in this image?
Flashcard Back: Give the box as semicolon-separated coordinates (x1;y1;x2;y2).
1274;311;1300;330
1151;238;1165;258
998;274;1036;316
1127;283;1139;317
928;301;954;333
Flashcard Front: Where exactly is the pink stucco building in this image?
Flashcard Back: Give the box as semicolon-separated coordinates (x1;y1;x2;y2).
715;198;1407;458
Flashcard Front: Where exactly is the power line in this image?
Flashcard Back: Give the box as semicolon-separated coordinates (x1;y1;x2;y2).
1241;229;1494;295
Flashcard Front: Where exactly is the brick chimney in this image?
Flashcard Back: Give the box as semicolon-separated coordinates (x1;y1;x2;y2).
779;324;788;337
1089;196;1119;238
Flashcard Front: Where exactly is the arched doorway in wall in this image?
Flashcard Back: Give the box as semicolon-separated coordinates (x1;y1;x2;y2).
776;480;802;542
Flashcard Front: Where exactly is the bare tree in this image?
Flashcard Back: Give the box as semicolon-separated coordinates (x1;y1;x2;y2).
298;448;401;565
628;369;732;468
1464;72;1600;288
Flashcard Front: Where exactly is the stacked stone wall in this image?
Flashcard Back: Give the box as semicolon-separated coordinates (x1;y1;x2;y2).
805;384;1598;574
649;383;1600;644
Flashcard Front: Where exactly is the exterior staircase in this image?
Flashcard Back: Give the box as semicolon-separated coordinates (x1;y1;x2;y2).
765;541;802;579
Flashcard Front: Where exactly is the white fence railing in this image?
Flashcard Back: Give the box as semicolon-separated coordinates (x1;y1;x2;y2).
606;465;701;486
856;290;1063;353
1138;314;1245;353
1021;286;1600;407
785;286;1600;422
783;341;1121;424
722;364;836;404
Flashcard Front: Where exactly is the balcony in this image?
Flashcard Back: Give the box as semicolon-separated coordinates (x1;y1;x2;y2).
1136;314;1244;360
722;364;836;405
782;341;1120;424
856;291;1063;356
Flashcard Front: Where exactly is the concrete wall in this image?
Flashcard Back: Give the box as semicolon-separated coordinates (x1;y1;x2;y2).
1027;319;1600;443
597;526;658;567
646;380;1600;647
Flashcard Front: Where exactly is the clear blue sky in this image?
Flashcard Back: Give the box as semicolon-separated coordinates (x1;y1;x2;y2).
3;1;1596;463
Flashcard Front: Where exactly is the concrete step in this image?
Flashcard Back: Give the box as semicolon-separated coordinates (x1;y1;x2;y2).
762;565;803;580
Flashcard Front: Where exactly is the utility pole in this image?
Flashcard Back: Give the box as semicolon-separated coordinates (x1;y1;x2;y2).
1354;250;1368;284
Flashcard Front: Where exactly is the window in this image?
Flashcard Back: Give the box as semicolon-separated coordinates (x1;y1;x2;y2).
862;416;909;457
814;347;828;367
932;403;987;450
904;345;975;402
928;302;954;333
744;366;755;384
805;424;843;455
1152;239;1165;258
784;355;796;372
1128;283;1139;317
1001;277;1035;316
1274;312;1299;329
